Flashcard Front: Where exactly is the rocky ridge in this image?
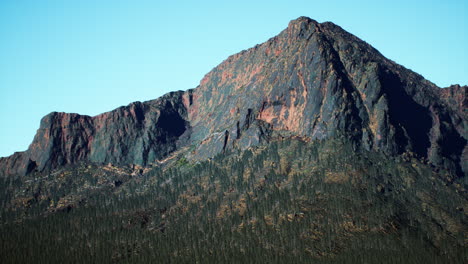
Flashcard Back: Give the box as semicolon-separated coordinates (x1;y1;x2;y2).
0;16;466;178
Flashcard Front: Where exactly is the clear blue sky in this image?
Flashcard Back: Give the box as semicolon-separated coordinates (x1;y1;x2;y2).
0;0;467;157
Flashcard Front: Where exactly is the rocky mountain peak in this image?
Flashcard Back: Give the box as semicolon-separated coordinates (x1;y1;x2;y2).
286;16;320;37
289;16;317;25
0;17;466;178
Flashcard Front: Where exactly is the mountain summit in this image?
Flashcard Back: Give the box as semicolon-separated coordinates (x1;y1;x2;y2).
1;17;465;178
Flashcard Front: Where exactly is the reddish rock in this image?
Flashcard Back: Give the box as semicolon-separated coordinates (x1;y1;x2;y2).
1;17;466;177
1;92;189;175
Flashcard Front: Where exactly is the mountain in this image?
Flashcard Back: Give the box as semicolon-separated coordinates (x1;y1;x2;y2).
1;17;466;178
0;17;466;263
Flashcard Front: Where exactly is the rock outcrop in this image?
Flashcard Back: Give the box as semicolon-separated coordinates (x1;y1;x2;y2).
1;17;466;177
0;91;189;175
439;84;466;116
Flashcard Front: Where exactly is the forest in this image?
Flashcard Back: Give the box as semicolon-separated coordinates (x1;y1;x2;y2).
1;137;466;263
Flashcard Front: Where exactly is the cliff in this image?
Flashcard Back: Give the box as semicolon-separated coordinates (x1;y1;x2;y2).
1;17;466;177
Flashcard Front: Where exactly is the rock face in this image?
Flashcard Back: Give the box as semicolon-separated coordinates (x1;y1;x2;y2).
1;17;466;177
0;92;189;176
439;84;466;117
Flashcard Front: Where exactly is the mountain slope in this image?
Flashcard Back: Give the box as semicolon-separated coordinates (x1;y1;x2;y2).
1;138;466;263
0;17;466;179
186;17;466;175
0;17;467;263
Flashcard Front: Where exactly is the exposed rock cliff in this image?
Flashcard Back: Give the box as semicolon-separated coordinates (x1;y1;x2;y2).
186;17;466;176
1;17;466;177
0;91;189;175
